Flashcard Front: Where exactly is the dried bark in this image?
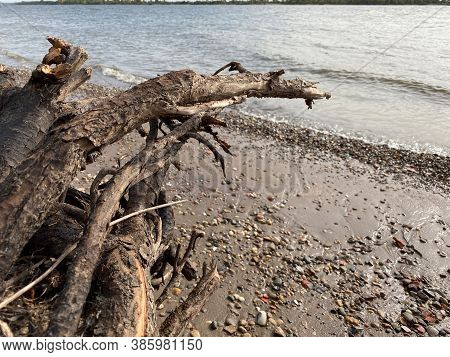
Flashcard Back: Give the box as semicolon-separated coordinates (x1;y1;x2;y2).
0;38;90;182
0;37;330;336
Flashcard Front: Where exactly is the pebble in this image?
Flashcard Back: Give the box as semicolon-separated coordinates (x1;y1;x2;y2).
237;326;248;334
402;311;415;324
273;326;286;337
171;287;182;296
401;325;412;333
225;316;237;326
348;326;364;337
416;325;426;334
377;309;386;319
273;277;283;286
344;315;360;326
209;321;218;330
300;279;311;290
223;325;237;335
256;311;268;326
426;326;439;337
190;329;200;337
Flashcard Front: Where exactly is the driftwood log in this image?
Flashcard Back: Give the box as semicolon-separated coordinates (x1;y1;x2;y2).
0;38;330;337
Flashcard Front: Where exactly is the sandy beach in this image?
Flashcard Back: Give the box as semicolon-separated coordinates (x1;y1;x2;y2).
0;67;448;337
63;79;450;337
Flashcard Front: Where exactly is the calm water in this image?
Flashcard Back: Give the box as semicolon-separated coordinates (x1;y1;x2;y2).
1;5;449;155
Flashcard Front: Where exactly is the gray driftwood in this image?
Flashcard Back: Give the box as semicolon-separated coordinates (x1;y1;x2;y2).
0;38;330;337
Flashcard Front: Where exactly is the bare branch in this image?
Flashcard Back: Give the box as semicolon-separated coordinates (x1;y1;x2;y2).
155;230;203;307
187;132;227;176
90;168;117;206
0;243;77;311
159;263;220;337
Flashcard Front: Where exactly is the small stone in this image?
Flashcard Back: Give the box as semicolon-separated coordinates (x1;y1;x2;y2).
190;329;200;337
300;279;311;290
273;277;283;286
377;309;386;319
225;316;237;326
393;237;406;248
273;326;286;337
171;287;182;296
348;326;364;337
401;325;412;333
426;326;439;337
209;321;218;330
392;323;401;333
402;311;415;324
256;311;268;326
416;325;426;334
264;236;281;244
223;325;237;335
237;326;248;334
344;315;360;326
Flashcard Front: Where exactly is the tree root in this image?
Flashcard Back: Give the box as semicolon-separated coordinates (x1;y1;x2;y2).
159;262;220;337
0;37;330;336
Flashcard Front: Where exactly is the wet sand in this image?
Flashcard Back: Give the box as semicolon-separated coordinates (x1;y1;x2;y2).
74;108;450;337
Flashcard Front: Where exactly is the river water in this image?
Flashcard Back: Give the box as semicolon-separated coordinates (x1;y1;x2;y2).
0;4;449;155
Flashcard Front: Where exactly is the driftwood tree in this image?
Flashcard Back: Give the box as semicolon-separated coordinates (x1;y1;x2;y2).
0;38;330;337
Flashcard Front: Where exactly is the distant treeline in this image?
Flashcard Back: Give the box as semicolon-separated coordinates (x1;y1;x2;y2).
18;0;450;5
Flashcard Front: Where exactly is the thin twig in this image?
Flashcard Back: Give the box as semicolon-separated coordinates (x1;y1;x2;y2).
155;230;202;306
90;168;117;206
186;132;226;177
0;243;77;310
109;200;187;227
5;259;46;289
0;319;13;337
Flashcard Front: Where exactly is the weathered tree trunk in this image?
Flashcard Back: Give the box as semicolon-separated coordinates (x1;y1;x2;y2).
0;38;90;182
0;38;330;336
